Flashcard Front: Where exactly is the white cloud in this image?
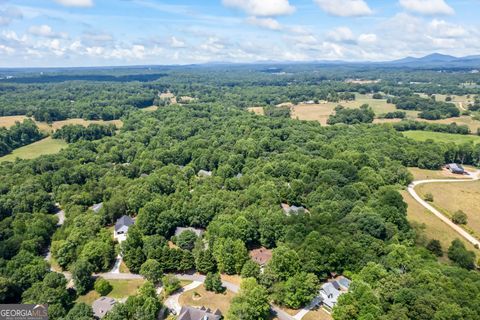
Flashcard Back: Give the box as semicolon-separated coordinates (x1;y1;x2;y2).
200;37;225;53
0;7;23;26
358;33;377;44
314;0;373;17
399;0;454;15
222;0;295;16
0;44;15;55
246;16;282;30
429;19;466;38
327;27;355;42
54;0;94;7
170;36;186;48
28;25;67;38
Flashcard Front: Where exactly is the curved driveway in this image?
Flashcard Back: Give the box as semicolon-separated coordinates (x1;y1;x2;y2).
407;169;480;247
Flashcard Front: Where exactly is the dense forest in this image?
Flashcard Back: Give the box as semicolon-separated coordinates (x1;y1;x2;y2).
0;65;479;320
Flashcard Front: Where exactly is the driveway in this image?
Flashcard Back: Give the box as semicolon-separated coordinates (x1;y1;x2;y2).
408;169;480;247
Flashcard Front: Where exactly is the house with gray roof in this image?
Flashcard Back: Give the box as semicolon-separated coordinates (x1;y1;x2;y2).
178;306;222;320
92;297;116;319
114;215;134;242
319;282;342;310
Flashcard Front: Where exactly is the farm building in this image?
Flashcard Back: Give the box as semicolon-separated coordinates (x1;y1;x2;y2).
446;163;465;174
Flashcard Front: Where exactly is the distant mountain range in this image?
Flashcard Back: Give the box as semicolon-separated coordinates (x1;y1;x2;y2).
386;53;480;68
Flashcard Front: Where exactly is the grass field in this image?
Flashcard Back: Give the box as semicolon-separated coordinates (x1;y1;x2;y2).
408;167;469;180
0;115;123;133
76;279;145;305
403;131;480;144
303;308;332;320
178;285;235;315
402;190;478;259
0;115;30;128
0;137;68;162
424;116;480;133
417;181;480;238
291;94;418;125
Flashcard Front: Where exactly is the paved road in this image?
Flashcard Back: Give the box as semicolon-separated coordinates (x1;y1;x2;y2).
408;169;480;247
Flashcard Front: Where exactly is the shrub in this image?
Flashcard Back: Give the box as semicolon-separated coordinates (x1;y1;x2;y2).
424;193;434;202
162;275;181;296
451;210;468;225
94;278;112;296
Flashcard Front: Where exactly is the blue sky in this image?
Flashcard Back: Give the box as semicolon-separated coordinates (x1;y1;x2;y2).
0;0;479;67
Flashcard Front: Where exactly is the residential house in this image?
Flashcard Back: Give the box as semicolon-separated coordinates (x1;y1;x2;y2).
446;163;465;174
92;297;116;319
319;282;341;310
319;277;351;310
114;215;134;243
174;227;205;237
178;306;222;320
249;247;273;268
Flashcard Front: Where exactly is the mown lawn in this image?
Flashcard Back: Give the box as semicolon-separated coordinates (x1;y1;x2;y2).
403;131;480;144
0;137;68;162
303;308;333;320
408;167;468;181
178;285;235;315
76;279;145;305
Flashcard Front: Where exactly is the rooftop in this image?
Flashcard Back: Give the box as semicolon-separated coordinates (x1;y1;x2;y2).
178;306;222;320
115;215;134;232
249;247;273;266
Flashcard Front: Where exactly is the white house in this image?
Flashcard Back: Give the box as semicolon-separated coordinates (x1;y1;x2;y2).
114;215;134;243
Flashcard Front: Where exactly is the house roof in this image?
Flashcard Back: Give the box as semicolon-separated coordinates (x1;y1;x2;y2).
174;227;205;237
249;247;273;266
92;297;116;319
178;306;222;320
448;163;464;172
337;277;351;289
115;215;134;232
320;282;342;309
